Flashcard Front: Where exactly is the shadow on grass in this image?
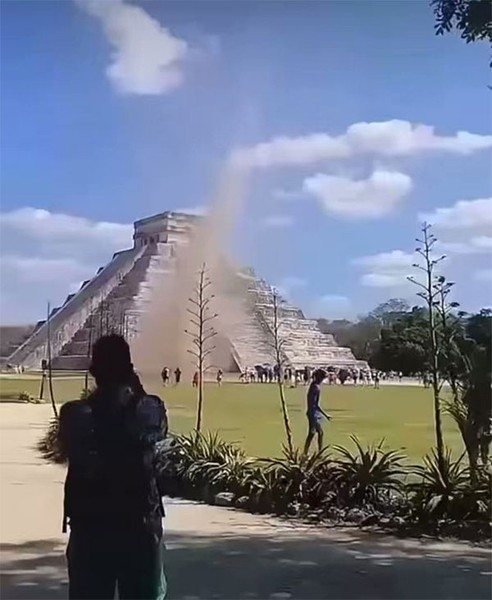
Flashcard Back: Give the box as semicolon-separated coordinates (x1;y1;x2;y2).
1;530;490;600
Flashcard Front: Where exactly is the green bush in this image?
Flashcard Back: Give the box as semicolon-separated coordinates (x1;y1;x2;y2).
332;436;406;507
18;391;40;403
239;464;284;514
165;431;252;500
410;447;491;523
37;418;66;464
261;446;335;511
37;422;490;540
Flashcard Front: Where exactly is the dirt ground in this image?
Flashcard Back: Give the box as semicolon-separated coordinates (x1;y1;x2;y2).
0;403;490;600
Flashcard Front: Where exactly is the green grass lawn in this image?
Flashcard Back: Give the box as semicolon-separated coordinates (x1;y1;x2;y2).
0;374;462;462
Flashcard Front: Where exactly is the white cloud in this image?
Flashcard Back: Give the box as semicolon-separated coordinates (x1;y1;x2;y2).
474;236;492;250
273;276;306;298
272;188;301;201
175;205;208;216
360;273;408;288
303;170;412;218
474;269;492;283
233;120;492;169
420;197;492;232
420;198;492;255
0;255;92;283
261;215;294;228
77;0;188;95
0;207;133;323
352;250;416;288
312;294;351;319
0;207;132;249
318;294;350;306
282;276;306;288
438;238;492;255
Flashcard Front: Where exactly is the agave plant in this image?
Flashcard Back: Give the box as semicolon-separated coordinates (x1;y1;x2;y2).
409;447;471;520
171;431;251;499
19;391;38;403
332;436;406;507
261;446;335;509
240;465;284;513
37;417;66;464
206;452;254;495
79;387;94;401
469;467;492;521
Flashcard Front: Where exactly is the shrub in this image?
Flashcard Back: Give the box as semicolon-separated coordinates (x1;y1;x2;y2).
155;435;187;497
158;431;253;500
37;418;65;464
19;391;39;403
470;467;492;521
206;451;254;496
261;446;335;510
332;436;406;508
240;465;284;514
410;447;490;522
36;421;490;541
79;388;93;400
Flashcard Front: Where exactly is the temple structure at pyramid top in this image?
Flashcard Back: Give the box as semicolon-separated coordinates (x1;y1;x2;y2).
6;211;365;372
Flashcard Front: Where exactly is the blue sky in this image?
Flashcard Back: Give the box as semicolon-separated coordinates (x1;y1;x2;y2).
1;0;491;324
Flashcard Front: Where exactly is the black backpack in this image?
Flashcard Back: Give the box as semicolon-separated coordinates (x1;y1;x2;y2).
59;385;168;534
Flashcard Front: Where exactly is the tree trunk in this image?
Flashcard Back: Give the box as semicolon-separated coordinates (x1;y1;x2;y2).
46;302;58;419
38;372;45;401
277;378;293;454
196;366;204;432
425;248;444;471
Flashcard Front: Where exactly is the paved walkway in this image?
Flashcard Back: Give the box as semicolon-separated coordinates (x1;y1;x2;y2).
0;404;490;600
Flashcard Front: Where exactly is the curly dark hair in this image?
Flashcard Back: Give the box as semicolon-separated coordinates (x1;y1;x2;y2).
89;334;136;388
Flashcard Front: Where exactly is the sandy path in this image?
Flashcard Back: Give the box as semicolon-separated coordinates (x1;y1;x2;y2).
0;404;490;599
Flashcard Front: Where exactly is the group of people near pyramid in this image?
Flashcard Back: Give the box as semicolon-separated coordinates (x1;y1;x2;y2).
238;364;385;388
160;366;223;387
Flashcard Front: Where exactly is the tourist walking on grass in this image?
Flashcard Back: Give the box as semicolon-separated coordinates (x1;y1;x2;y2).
161;366;170;386
59;335;168;600
174;367;181;385
303;369;331;454
374;370;380;389
216;369;223;386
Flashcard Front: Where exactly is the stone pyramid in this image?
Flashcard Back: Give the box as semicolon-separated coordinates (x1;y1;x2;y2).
6;212;365;373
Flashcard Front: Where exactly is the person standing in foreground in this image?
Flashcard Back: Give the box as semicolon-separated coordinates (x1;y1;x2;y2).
59;335;168;600
303;369;330;454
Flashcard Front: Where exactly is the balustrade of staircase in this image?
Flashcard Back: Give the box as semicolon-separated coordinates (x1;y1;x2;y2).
9;246;146;369
52;245;175;368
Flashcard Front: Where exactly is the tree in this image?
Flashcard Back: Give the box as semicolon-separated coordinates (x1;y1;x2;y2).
372;308;429;374
432;0;492;42
369;298;411;325
431;0;492;66
408;223;446;470
185;263;218;432
271;290;294;454
466;308;492;350
317;316;381;363
438;300;492;478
